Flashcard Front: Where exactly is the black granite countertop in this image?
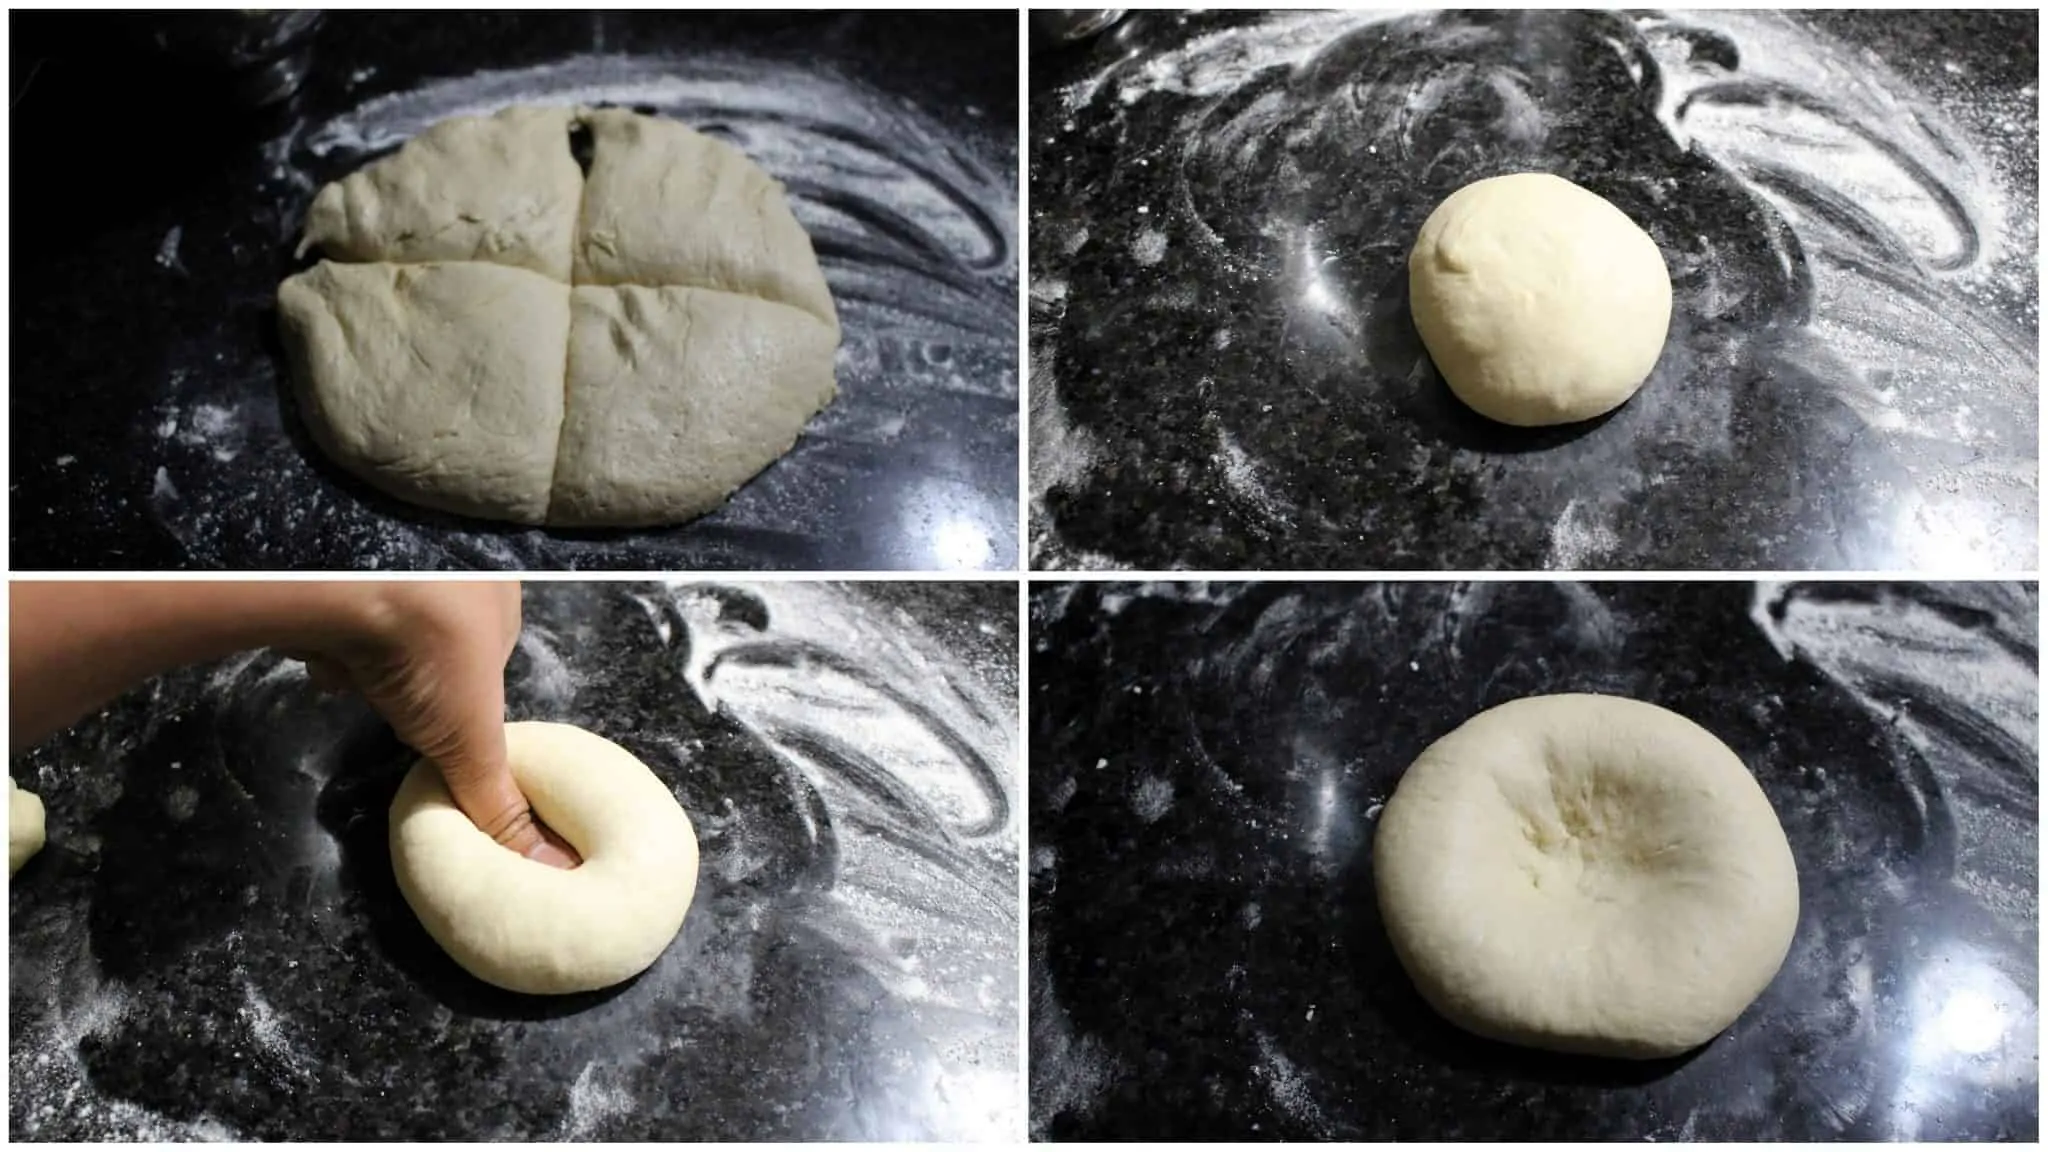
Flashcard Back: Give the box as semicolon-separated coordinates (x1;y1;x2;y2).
1029;581;2037;1139
11;11;1018;571
1029;11;2037;571
11;581;1018;1140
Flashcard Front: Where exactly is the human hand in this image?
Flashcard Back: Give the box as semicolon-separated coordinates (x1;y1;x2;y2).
289;583;580;868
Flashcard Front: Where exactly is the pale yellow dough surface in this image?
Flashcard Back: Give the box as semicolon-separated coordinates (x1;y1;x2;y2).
10;777;46;877
389;722;700;995
280;105;840;527
1409;173;1671;426
1374;694;1798;1058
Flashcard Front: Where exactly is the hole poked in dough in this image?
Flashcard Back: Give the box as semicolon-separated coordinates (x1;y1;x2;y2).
1374;693;1798;1058
388;721;699;995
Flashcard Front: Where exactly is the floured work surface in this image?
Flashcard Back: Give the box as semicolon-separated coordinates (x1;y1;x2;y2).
12;12;1018;570
9;582;1020;1140
1030;11;2037;570
1029;582;2037;1139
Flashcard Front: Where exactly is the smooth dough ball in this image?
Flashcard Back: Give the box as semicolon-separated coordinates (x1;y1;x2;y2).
10;777;46;877
389;722;699;995
1408;173;1672;426
280;104;840;528
1373;694;1798;1058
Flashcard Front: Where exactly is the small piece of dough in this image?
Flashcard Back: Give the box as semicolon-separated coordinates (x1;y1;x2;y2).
1408;172;1672;426
550;285;841;526
299;104;583;281
10;778;46;877
572;107;841;329
277;261;571;523
389;722;699;995
1373;694;1798;1058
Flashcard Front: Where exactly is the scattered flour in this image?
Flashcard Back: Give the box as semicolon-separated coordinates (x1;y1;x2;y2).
1131;228;1168;266
1130;775;1174;823
559;1063;632;1139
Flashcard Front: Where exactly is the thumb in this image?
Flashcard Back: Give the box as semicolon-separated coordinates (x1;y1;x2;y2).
433;742;557;859
434;735;582;869
441;759;581;868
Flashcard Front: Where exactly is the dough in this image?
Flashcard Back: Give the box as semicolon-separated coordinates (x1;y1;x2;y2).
573;107;840;327
551;285;841;526
277;261;570;523
299;104;583;281
1373;694;1798;1058
389;722;699;994
280;105;840;527
10;777;46;877
1408;173;1672;426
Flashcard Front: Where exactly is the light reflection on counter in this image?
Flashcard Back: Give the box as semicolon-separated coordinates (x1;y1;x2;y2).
1888;948;2037;1139
900;474;1008;571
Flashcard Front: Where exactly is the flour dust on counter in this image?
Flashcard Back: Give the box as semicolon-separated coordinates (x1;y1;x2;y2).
9;582;1019;1141
1028;581;2036;1140
1029;10;2036;571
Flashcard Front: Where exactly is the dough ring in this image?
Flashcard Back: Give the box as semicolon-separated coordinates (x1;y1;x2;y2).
390;721;699;995
1373;694;1798;1058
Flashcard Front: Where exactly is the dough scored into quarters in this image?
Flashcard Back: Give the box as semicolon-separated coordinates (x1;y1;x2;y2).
279;104;840;528
10;777;46;877
1373;694;1799;1059
389;722;700;995
277;261;570;524
1408;172;1672;426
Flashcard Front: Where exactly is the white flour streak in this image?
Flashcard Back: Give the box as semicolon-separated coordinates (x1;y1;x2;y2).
1546;497;1619;568
1641;10;2032;463
1131;228;1168;265
1213;428;1292;525
154;401;245;466
155;225;185;272
1029;930;1117;1140
1253;1031;1332;1137
515;630;577;708
1103;12;1383;109
1029;331;1128;568
1750;582;2036;930
239;981;313;1081
559;1063;632;1139
12;932;245;1140
1031;372;1102;503
671;580;1016;1037
1130;774;1174;823
1647;12;2002;270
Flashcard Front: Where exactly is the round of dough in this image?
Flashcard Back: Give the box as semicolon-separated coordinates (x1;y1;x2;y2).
1408;173;1672;426
1373;694;1798;1058
389;721;699;994
10;777;46;877
279;104;840;528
